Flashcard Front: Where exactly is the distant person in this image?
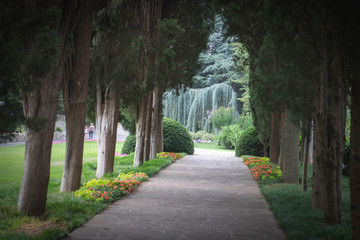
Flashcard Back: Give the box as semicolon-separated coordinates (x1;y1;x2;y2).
84;127;88;140
89;123;95;139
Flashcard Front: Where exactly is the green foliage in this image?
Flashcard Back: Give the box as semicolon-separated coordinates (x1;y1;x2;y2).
194;131;206;140
118;107;136;135
192;16;241;88
54;127;63;132
202;133;215;141
235;126;263;157
0;90;24;143
122;119;194;155
164;83;239;134
188;131;196;140
234;112;253;130
0;3;61;141
216;124;243;150
121;134;136;154
209;107;237;130
163;118;194;155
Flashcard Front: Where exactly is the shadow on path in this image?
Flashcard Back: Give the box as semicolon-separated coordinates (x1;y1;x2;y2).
63;148;286;240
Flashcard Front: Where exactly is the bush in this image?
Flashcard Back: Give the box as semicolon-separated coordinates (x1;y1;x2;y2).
163;118;194;155
215;124;243;149
235;126;263;157
55;127;63;132
209;107;236;130
194;130;206;140
189;131;196;140
121;134;136;154
202;133;215;141
121;119;194;155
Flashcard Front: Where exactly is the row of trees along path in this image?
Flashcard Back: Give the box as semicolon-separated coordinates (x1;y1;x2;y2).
1;1;360;239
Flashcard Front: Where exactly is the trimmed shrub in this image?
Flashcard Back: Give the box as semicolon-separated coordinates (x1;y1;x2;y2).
235;126;263;157
121;134;136;154
194;130;206;140
121;119;194;155
163;118;194;155
202;133;215;141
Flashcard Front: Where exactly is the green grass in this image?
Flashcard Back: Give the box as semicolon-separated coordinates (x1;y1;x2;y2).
194;142;234;152
258;163;351;240
0;141;174;240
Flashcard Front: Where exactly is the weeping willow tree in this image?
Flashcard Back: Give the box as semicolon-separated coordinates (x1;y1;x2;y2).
163;83;238;133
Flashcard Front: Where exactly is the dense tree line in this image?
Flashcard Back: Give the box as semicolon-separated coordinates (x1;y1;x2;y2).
220;0;360;238
1;1;359;238
0;0;214;216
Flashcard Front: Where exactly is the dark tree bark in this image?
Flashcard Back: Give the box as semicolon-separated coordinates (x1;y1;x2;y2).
279;109;300;184
270;112;281;164
134;94;149;166
61;0;93;192
95;82;121;178
17;0;74;215
301;122;311;192
312;36;345;223
144;91;154;162
150;85;164;159
18;75;62;215
350;75;360;238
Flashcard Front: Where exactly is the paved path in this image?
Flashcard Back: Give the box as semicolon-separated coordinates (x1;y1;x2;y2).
64;149;286;240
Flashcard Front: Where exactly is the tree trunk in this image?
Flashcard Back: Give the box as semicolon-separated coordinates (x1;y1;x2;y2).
270;112;281;164
60;0;93;192
308;124;314;164
17;0;74;215
312;81;324;209
301;123;311;192
134;95;148;166
350;75;360;238
299;131;305;163
95;84;121;178
279;109;299;184
144;91;154;162
312;40;345;223
150;85;164;159
18;75;61;215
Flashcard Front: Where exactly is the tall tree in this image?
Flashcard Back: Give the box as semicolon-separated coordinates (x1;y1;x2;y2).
12;0;77;215
60;0;94;192
192;16;241;89
90;0;138;178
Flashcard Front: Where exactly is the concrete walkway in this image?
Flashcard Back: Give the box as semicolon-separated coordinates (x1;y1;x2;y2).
64;148;286;240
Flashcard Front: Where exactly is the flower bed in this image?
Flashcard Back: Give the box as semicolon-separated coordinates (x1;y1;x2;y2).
156;152;184;162
74;172;149;203
242;156;282;181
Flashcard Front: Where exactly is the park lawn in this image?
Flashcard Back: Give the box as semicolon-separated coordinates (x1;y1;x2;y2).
0;141;124;190
0;142;176;240
256;163;351;240
194;142;234;152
